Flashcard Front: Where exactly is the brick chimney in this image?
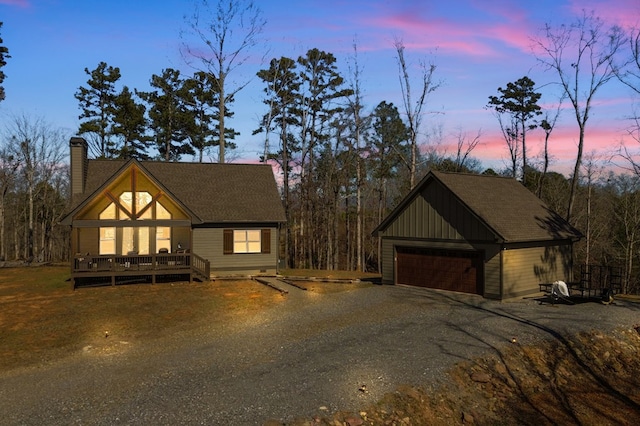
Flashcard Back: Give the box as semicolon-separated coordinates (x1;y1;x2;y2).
69;137;88;196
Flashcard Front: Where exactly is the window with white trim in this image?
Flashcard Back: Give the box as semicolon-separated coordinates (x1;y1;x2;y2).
224;229;270;254
233;230;261;253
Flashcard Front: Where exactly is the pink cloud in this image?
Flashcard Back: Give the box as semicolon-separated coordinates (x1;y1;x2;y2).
436;119;632;175
566;0;640;28
359;4;541;59
364;14;501;56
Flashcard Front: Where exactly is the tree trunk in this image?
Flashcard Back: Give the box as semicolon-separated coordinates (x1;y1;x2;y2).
219;72;226;164
566;125;585;222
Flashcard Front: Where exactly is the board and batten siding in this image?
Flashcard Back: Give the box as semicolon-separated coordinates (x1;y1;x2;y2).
501;243;573;298
76;227;99;255
193;227;278;275
382;181;495;242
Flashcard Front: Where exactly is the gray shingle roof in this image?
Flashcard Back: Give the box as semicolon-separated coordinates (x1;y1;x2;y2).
67;160;286;224
376;171;582;243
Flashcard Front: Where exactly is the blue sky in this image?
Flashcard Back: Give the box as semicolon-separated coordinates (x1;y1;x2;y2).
1;0;639;174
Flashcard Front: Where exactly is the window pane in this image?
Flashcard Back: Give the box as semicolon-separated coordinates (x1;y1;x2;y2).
247;230;261;242
120;192;133;213
138;227;149;255
157;202;171;219
138;208;153;220
156;227;171;252
232;229;261;253
122;227;134;254
99;203;116;220
136;192;152;220
156;227;171;238
119;208;131;220
137;192;151;209
99;227;116;254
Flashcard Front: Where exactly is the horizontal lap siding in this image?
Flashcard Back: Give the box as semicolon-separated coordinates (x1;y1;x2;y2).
193;227;278;276
502;244;572;298
483;250;501;299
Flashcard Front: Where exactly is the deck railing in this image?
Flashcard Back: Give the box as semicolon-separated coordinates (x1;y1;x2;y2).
72;253;210;286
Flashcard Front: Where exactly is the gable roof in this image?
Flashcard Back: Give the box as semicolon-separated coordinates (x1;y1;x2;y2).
375;170;582;243
64;159;286;224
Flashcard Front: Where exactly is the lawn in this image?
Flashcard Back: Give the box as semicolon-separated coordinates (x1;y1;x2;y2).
0;265;378;371
0;265;286;371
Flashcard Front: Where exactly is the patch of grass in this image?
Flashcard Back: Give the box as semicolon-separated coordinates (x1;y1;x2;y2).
0;266;285;371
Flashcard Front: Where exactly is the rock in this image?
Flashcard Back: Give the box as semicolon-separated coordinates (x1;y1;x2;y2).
471;372;491;383
462;411;475;423
346;416;363;426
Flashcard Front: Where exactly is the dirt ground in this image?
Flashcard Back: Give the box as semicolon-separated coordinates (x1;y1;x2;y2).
2;266;640;425
298;326;640;426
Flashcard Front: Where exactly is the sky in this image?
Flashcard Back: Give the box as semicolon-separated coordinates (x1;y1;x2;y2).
1;0;640;175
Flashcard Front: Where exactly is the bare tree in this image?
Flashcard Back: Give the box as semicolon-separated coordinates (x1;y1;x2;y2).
6;114;65;260
0;143;18;260
537;98;563;196
613;27;640;94
496;116;520;178
533;11;626;221
580;152;605;268
453;129;481;172
395;39;440;189
347;40;367;272
610;173;640;294
181;0;266;163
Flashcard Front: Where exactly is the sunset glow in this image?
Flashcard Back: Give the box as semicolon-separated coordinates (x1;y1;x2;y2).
0;0;638;175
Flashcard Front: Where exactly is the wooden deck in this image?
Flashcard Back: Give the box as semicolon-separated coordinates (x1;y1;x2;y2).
72;253;210;287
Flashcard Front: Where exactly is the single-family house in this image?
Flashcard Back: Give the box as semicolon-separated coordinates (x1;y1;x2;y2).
61;137;286;286
373;170;583;300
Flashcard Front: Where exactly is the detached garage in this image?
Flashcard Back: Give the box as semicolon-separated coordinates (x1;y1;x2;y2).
373;171;582;300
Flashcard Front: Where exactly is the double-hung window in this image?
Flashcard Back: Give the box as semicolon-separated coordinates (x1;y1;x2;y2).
224;229;271;254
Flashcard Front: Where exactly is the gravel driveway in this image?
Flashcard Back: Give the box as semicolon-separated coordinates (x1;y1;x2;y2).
1;282;639;425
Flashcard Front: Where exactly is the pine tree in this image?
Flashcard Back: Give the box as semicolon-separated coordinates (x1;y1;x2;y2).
0;22;10;103
182;0;266;163
487;76;542;183
138;69;194;161
255;56;301;268
75;62;121;158
183;71;237;162
112;86;150;160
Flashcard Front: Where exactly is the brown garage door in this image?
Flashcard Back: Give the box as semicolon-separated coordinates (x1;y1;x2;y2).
396;247;482;295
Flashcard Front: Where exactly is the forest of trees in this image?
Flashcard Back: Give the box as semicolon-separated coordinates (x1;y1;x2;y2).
2;4;640;293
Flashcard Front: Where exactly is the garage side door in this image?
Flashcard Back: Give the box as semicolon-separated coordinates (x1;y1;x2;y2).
396;247;482;295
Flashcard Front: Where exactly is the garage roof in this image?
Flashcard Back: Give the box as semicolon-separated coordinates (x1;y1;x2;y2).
374;171;582;243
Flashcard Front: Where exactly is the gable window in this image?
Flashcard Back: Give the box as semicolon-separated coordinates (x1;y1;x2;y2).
97;190;173;255
224;229;270;254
